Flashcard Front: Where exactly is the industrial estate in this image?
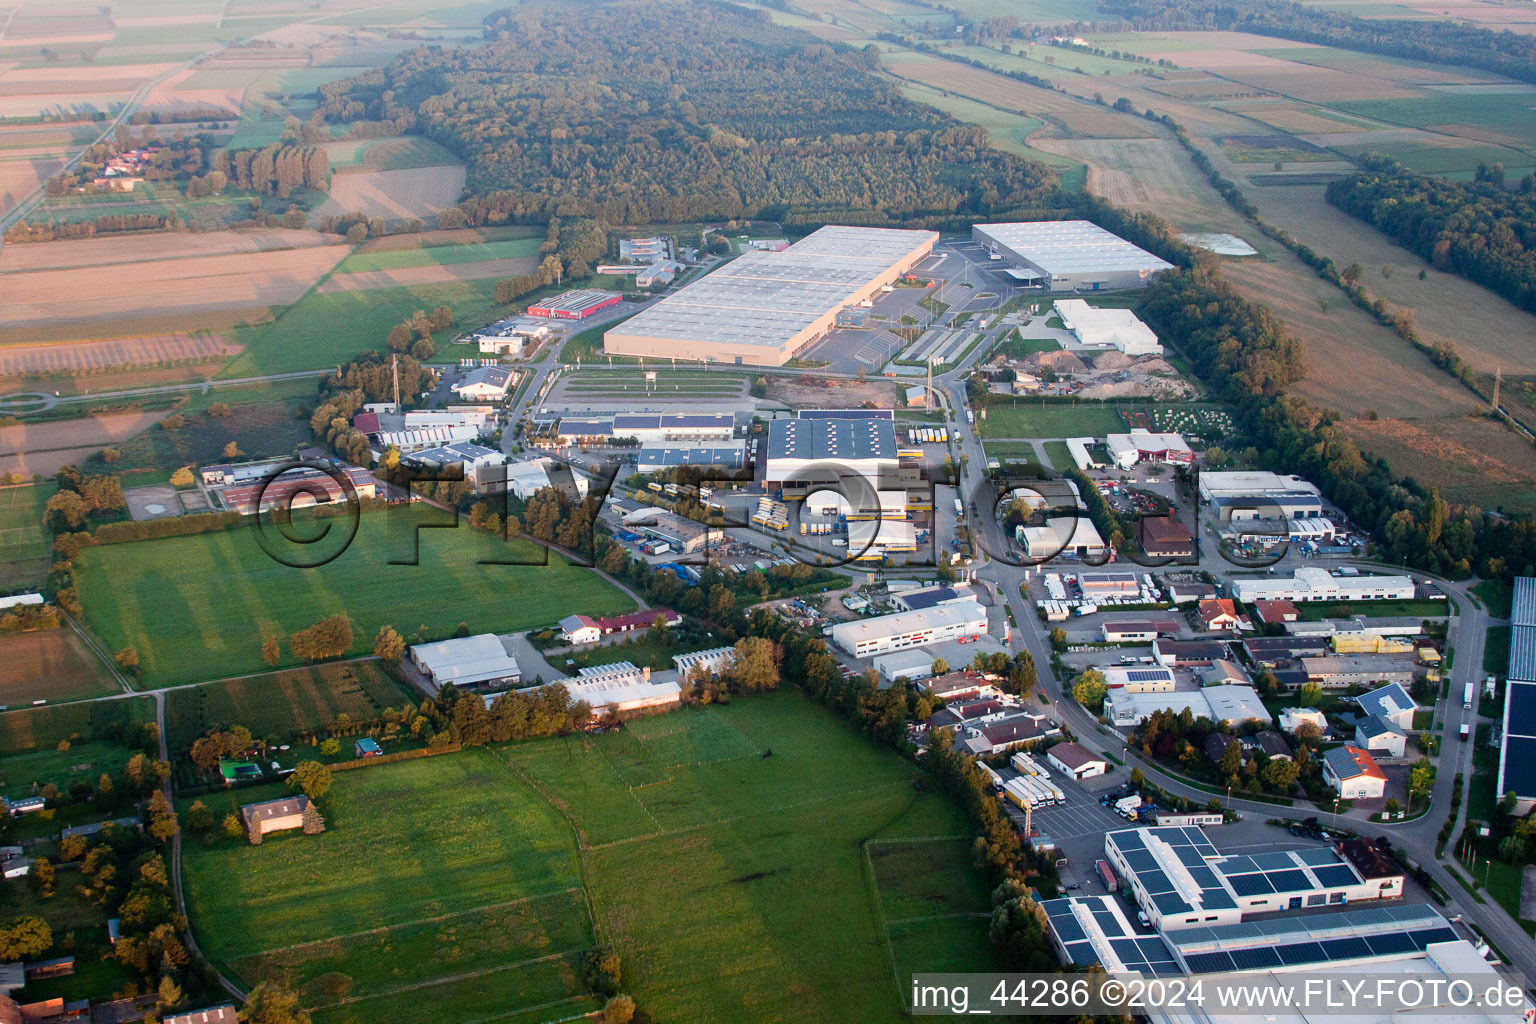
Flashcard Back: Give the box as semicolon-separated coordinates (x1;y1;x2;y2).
0;0;1534;1023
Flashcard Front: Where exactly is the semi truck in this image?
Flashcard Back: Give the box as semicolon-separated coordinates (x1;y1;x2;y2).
1464;681;1474;710
1114;795;1142;819
1460;723;1470;741
1096;859;1118;891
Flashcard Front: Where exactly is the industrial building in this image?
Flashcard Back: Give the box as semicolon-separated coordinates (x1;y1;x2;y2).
1231;567;1416;604
872;648;935;684
1323;745;1388;800
1198;470;1321;501
403;442;503;476
764;415;899;494
1104;825;1402;932
846;518;918;562
526;289;621;320
376;424;481;454
603;226;937;365
1046;742;1107;779
478;457;590;501
1498;577;1536;811
1101;619;1178;643
612;413;734;444
829;602;988;658
1016;517;1106;560
972;220;1174;291
452;365;514;401
1105;685;1268;728
1103;665;1175;693
409;634;522;692
1137;515;1195;558
562;665;683;718
635;446;745;473
890;583;976;612
1105;429;1193;469
1299;654;1415;690
1053;299;1162;355
673;646;736;678
218;465;377;516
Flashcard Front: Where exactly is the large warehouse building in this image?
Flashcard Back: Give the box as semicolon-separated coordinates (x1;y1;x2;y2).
1498;577;1536;812
830;602;988;658
603;226;938;365
764;415;899;494
972;220;1173;291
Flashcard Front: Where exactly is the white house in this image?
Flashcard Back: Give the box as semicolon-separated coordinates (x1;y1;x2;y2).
559;614;603;645
1356;682;1418;730
1323;745;1387;800
1355;715;1408;759
1279;707;1326;733
1047;742;1107;780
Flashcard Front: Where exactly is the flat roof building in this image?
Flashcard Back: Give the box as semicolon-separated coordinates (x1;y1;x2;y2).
409;634;521;693
1197;470;1321;501
1231;567;1416;604
829;602;988;658
635;446;745;472
872;648;936;684
1499;577;1536;811
972;220;1173;291
1016;517;1106;561
1105;685;1268;728
1053;299;1161;355
527;289;621;320
1105;430;1193;470
604;226;937;365
764;415;898;492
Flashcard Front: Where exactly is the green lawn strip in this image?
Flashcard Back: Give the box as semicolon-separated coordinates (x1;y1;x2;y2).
1294;599;1450;621
0;739;133;802
978;401;1128;438
334;237;543;274
0;698;154;754
74;506;636;686
1474;579;1514;619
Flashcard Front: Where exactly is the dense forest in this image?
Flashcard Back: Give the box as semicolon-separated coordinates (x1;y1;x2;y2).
315;0;1063;227
1326;156;1536;313
1101;0;1536;85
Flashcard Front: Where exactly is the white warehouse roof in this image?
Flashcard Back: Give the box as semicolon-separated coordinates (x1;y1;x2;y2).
974;220;1174;276
830;601;986;650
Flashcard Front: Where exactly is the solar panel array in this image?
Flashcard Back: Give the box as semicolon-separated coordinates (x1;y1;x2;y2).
1168;904;1458;974
1042;898;1181;976
1500;578;1536;802
1126;669;1172;684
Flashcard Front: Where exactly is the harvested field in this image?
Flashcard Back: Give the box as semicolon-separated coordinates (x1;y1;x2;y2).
1033;136;1255;237
0;482;52;590
766;376;897;408
0;630;119;707
881;53;1153;138
0;332;239;375
0;92;128;118
1218;67;1419;102
0;410;168;479
312;164;466;221
1220;254;1478;418
0;246;348;327
318;256;539;293
1341;414;1536;511
1229;104;1384;134
0;152;63;217
0;228;343;273
1247;183;1536;375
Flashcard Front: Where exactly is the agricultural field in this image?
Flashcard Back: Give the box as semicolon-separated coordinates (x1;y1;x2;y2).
497;690;1001;1021
0;630;119;708
0;696;154;758
1340;413;1536;513
73;505;637;685
0;409;171;479
181;749;599;1024
332;235;543;274
0;331;240;378
313;164;468;223
164;660;415;753
0;482;55;589
978;401;1131;438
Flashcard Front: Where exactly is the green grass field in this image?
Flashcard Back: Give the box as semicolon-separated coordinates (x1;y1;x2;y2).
498;691;998;1021
0;697;153;754
73;506;636;686
219;278;505;377
165;661;415;753
327;136;464;173
0;483;56;590
1041;440;1074;472
979;401;1128;438
0;630;119;708
181;748;593;1020
334;237;543;274
0;737;133;801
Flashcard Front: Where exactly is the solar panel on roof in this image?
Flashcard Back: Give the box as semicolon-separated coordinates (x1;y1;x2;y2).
1187;866;1219;890
1125;850;1161;873
1176;847;1207;867
1232;947;1283;970
1141;869;1174;894
1053;917;1087;943
1184;952;1234;974
1127;669;1170;683
1266;869;1313;892
1110;938;1142;961
1251;852;1297;870
1137;938;1170;959
1364;931;1416;956
1312;865;1359;887
1413;926;1458;948
1502;736;1536;798
1226;874;1274;897
1221;855;1257;874
1153;891;1193;915
1044;901;1076;919
1507;682;1536;737
1063;940;1096;965
1274;941;1326;966
1297;848;1344;866
1093;910;1126;938
1321;937;1372;960
1115;831;1149;850
1202;889;1238;911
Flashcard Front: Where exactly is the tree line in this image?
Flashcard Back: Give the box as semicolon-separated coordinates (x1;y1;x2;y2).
211;143;329;197
1101;0;1536;86
1327;155;1536;314
314;0;1060;228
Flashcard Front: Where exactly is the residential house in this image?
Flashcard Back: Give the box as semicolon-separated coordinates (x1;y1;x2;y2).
1279;707;1326;733
1322;745;1387;800
1355;715;1407;759
240;796;311;837
1354;682;1419;730
1198;598;1241;633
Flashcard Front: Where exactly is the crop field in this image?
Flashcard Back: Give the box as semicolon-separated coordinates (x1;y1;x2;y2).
0;332;239;376
319;255;541;293
165;660;413;753
0;229;339;273
0;409;171;479
333;237;543;274
0;630;118;708
0;483;55;589
978;401;1131;438
1247;184;1536;375
1340;414;1536;512
74;505;636;685
496;690;998;1022
220;277;504;377
325;136;464;172
0;246;349;329
313;164;468;222
181;749;599;1023
0;696;153;756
